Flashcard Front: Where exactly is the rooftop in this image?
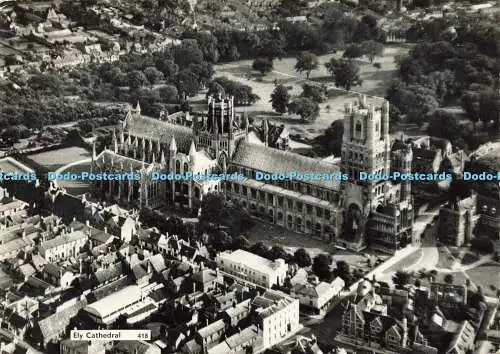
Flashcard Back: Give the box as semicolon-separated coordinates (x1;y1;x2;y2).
232;141;341;190
217;249;286;274
84;285;143;319
40;230;87;250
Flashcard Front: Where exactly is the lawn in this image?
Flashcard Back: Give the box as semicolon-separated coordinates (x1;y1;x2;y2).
57;160;92;196
211;44;411;140
466;262;500;297
436;247;455;269
27;146;91;171
383;248;423;274
243;221;333;259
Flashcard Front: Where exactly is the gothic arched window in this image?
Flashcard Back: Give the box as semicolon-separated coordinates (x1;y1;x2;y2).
183;163;189;173
175;160;180;174
355;121;362;138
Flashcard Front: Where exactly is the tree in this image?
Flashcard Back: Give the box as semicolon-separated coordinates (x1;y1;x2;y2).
333;260;351;283
355;14;380;42
269;245;290;261
232;235;250;250
252;58;274;75
312;254;332;281
427;111;466;148
174;39;204;66
288;97;320;121
211;77;259;105
301;83;327;103
257;33;286;61
250;242;269;258
199;192;226;227
387;81;439;122
312;119;344;156
444;274;454;284
270;84;290;114
362;40;384;63
209;230;233;252
343;44;364;59
127;70;149;90
144;66;164;85
154;58;179;82
392;270;413;289
293;248;312;267
159;85;179;103
175;69;201;97
326;59;363;91
294;51;318;80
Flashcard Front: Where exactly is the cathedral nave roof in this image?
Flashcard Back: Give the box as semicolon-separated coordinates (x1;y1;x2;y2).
126;114;193;153
232;141;341;190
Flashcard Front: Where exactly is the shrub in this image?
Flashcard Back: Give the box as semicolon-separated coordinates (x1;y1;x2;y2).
373;62;381;69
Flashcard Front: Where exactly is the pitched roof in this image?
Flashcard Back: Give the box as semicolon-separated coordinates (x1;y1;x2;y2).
217;249;284;275
38;299;87;341
40;230;87;250
232;141;341;190
208;325;259;354
113;340;159;354
148;254;167;273
126;114;193;153
192;268;218;284
84;286;142;319
197;319;226;338
95;149;145;170
18;263;36;278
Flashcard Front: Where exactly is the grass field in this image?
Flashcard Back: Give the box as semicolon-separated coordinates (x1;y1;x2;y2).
243;221;332;259
383;248;423;274
57;160;92;196
27;146;91;171
436;247;455;269
211;44;411;140
466;262;500;297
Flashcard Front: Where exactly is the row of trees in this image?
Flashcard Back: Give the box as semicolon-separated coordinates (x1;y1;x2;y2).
181;11;384;63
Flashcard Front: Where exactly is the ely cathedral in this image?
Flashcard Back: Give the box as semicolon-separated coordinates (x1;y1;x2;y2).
90;94;415;253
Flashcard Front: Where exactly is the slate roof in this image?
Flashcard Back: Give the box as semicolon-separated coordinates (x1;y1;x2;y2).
127;114;193;153
40;230;87;250
43;263;62;278
113;340;159;354
197;319;226;338
148;254;167;273
231;141;341;190
18;263;36;278
38;299;87;341
192;268;219;285
95;149;145;170
208;325;259;354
